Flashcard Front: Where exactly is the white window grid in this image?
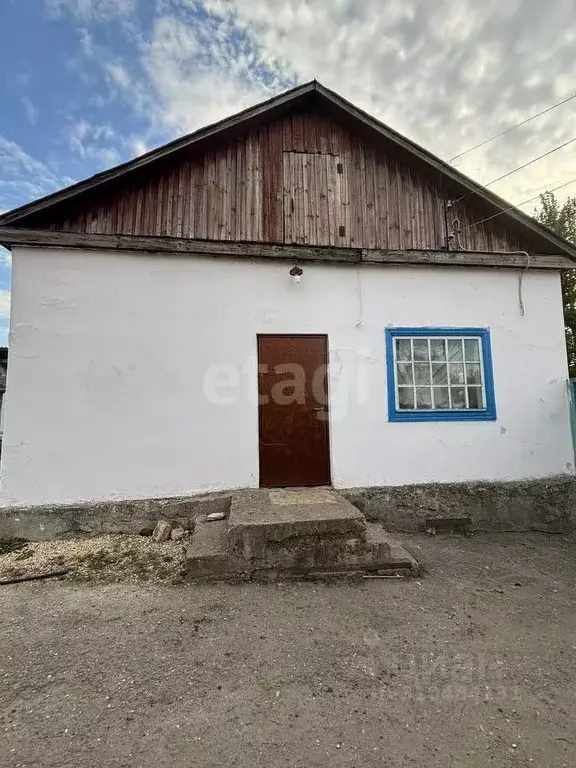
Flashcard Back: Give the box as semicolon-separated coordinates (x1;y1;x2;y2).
393;336;487;411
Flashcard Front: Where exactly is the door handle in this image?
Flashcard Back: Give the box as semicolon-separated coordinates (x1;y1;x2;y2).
312;406;327;412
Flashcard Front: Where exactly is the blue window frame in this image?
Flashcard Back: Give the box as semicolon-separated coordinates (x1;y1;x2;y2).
385;327;496;422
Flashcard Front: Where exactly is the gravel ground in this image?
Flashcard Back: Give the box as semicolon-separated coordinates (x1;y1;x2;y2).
0;535;188;584
1;531;575;768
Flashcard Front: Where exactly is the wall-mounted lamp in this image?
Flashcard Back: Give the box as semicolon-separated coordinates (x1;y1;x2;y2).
289;265;303;284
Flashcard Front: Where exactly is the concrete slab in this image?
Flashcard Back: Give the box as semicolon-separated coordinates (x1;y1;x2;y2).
186;520;247;579
268;489;336;505
228;489;366;559
187;519;228;559
365;524;420;573
185;489;420;580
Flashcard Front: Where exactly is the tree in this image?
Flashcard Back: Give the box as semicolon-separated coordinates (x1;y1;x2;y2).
534;192;576;378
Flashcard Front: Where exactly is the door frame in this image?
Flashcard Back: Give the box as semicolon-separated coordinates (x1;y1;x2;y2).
256;333;332;488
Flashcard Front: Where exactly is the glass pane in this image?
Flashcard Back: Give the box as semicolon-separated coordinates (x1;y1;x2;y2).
430;339;446;361
413;339;429;362
464;338;480;361
448;339;464;362
467;387;484;409
414;363;431;385
415;387;432;409
449;363;465;385
396;363;413;385
433;387;450;409
451;387;466;409
466;363;482;385
398;387;415;409
396;339;412;361
432;363;448;384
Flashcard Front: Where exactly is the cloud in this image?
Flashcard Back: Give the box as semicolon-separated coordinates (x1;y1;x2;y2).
77;7;292;138
67;119;120;165
0;137;63;213
21;97;39;126
128;135;148;156
29;0;576;215
0;289;11;321
185;0;576;202
47;0;136;20
0;137;58;181
138;13;291;132
105;61;131;90
0;250;11;269
67;0;576;209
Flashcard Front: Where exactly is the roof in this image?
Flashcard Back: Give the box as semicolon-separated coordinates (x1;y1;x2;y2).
1;80;575;260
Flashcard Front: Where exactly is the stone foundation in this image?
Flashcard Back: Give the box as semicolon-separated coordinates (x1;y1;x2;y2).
0;492;232;541
342;475;576;533
1;475;575;541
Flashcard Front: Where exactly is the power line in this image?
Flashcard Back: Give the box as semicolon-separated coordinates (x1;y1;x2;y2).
450;90;576;163
519;175;576;200
454;134;576;204
465;176;576;231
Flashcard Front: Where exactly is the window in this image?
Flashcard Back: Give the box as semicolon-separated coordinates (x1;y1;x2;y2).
385;328;496;422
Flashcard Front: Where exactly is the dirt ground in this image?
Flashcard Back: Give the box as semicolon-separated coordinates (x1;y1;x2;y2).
1;531;575;768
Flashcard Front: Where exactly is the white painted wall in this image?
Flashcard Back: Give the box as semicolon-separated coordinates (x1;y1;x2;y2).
1;246;573;505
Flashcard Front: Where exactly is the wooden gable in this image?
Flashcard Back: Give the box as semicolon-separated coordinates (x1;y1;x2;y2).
25;107;538;253
2;82;574;260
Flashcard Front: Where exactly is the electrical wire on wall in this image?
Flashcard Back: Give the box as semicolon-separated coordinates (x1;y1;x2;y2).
355;265;364;328
449;179;576;316
447;206;531;316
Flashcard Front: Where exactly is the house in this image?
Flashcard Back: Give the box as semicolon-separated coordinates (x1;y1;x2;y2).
0;81;575;532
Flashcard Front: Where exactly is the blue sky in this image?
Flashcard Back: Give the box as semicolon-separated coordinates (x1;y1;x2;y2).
2;0;576;345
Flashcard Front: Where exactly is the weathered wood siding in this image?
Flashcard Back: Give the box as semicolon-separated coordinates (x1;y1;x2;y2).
282;152;343;246
47;109;530;252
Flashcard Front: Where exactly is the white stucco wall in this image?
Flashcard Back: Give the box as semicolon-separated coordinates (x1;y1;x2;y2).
0;246;573;506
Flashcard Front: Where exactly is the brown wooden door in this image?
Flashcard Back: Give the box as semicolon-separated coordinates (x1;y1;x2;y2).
258;335;331;487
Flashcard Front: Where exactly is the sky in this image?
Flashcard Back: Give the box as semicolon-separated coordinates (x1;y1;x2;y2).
1;0;576;345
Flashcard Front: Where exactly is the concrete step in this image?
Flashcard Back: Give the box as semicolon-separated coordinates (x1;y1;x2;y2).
185;490;420;580
364;524;419;573
186;519;246;579
228;488;366;560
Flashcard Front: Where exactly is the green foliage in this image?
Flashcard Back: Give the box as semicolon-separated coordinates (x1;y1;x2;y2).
534;192;576;377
